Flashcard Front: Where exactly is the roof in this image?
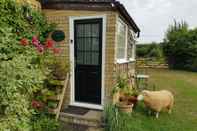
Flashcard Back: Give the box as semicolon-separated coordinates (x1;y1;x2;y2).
41;0;140;34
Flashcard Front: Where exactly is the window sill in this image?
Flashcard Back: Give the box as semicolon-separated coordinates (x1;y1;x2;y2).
116;58;135;64
129;58;136;62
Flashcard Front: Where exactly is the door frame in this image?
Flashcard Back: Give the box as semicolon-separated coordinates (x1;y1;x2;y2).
69;15;106;110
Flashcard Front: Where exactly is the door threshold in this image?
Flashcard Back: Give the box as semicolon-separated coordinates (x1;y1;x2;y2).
70;102;103;110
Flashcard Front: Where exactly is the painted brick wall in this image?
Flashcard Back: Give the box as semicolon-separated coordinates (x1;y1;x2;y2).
43;10;118;107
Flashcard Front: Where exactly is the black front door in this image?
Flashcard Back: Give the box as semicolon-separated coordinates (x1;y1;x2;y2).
74;18;102;105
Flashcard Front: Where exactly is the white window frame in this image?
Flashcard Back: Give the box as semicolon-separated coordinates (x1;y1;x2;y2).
116;18;128;64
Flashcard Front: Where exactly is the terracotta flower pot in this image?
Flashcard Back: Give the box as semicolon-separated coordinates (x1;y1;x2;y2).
128;96;138;108
117;102;134;113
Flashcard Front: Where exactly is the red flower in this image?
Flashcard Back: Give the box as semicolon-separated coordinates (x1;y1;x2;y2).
32;100;43;109
45;39;54;49
52;48;61;54
20;38;29;46
36;44;44;53
32;36;40;46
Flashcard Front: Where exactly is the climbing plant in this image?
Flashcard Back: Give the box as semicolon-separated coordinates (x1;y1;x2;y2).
0;0;59;130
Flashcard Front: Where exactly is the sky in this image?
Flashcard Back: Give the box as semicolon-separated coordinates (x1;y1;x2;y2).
120;0;197;43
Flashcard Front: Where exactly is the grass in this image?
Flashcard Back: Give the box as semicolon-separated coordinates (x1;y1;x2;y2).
105;69;197;131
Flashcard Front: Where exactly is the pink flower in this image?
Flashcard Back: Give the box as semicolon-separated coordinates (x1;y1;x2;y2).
20;38;29;46
36;44;44;53
45;39;54;49
32;36;40;46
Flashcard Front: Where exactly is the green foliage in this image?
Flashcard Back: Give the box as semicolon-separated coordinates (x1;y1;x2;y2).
112;75;136;96
31;113;59;131
48;57;70;80
0;0;57;130
104;104;133;131
162;20;197;71
112;75;128;95
136;42;163;59
0;55;46;131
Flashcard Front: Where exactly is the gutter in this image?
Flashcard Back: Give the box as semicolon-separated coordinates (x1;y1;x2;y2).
112;1;140;37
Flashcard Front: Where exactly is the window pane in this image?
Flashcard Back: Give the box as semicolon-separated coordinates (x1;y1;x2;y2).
117;19;126;60
128;29;135;59
117;48;125;59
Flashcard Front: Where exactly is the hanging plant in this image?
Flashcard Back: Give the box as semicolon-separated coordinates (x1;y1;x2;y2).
51;30;65;42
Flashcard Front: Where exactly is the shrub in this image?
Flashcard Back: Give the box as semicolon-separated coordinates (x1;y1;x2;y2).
162;21;197;71
0;0;58;130
31;113;59;131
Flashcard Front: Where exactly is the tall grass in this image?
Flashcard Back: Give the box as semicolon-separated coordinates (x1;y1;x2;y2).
104;104;136;131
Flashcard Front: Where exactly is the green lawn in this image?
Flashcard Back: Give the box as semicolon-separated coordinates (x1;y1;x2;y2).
105;69;197;131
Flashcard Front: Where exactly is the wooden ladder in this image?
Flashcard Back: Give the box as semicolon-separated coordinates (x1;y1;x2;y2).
47;73;70;120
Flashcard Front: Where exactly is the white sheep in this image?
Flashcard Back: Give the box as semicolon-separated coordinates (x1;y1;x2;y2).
137;90;174;118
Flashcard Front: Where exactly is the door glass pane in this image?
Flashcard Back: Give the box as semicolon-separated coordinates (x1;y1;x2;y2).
77;52;84;64
84;38;91;51
77;38;84;51
92;52;99;65
84;24;91;37
92;24;99;37
84;52;91;65
76;24;84;37
92;38;99;51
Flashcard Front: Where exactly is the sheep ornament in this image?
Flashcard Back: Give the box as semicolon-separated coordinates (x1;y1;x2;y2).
137;90;174;118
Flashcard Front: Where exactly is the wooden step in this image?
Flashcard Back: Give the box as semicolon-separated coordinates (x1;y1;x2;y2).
48;108;58;114
59;111;103;128
49;80;65;86
47;94;62;101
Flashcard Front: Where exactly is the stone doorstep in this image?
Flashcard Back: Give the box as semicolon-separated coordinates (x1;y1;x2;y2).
59;110;103;128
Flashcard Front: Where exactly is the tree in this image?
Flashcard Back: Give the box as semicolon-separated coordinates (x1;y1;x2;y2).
162;20;197;71
136;42;163;58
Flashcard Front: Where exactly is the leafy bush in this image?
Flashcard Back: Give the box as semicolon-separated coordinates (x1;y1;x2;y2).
162;21;197;71
31;113;59;131
0;0;59;130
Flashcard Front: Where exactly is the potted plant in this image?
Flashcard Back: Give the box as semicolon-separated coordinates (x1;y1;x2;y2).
112;75;138;113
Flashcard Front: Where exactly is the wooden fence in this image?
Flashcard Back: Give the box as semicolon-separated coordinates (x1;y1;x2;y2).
137;58;168;69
